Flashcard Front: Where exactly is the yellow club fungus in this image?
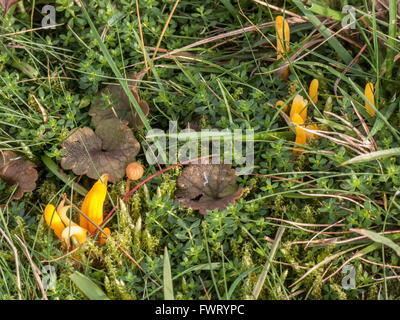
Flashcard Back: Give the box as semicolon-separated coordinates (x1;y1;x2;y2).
80;174;109;234
275;100;288;113
365;82;375;117
291;113;306;154
309;79;319;104
44;204;66;240
290;95;308;122
275;16;290;80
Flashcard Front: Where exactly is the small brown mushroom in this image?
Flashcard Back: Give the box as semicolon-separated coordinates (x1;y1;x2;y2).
125;162;144;194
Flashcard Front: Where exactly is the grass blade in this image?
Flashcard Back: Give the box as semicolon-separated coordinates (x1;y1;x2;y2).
307;2;344;21
41;155;88;196
385;0;398;79
221;0;238;18
163;246;174;300
217;79;233;125
341;148;400;166
351;229;400;257
203;228;221;299
368;99;398;139
70;272;110;300
252;226;285;299
227;267;258;299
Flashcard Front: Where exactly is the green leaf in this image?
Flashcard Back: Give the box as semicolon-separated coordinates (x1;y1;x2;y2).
220;0;238;18
385;0;398;79
308;2;344;21
252;226;285;299
341;148;400;166
69;272;110;300
163;246;174;300
368;99;398;138
227;267;258;299
351;229;400;257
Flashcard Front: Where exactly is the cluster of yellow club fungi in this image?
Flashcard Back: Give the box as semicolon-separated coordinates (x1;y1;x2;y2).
44;174;111;248
274;16;376;153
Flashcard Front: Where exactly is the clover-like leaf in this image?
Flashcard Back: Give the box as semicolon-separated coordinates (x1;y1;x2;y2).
60;119;140;181
0;151;38;200
176;164;244;215
89;71;149;130
0;0;21;15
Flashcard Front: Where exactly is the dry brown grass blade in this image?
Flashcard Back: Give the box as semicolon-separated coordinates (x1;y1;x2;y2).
359;257;400;270
270;175;315;188
266;217;349;235
266;217;346;228
334;43;368;97
0;227;22;299
257;19;356;77
32;95;48;123
309;108;377;155
199;74;223;103
41;246;81;263
199;275;211;300
287;237;345;246
374;275;400;281
298;192;364;207
289;229;400;248
271;221;390;248
0;24;64;38
136;0;148;70
149;0;181;71
252;0;306;21
305;219;346;248
271;259;311;271
126;18;305;70
307;130;367;155
288;289;306;299
15;235;48;300
350;101;378;152
324;111;366;140
321;250;365;283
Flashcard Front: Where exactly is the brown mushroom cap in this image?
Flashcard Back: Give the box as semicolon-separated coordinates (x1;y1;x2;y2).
126;162;144;180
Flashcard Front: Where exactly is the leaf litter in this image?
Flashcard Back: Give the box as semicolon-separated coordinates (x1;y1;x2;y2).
0;151;38;200
60;119;140;181
176;163;244;215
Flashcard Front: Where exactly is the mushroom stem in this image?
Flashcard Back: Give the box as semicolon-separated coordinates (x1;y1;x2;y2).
126;178;131;195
